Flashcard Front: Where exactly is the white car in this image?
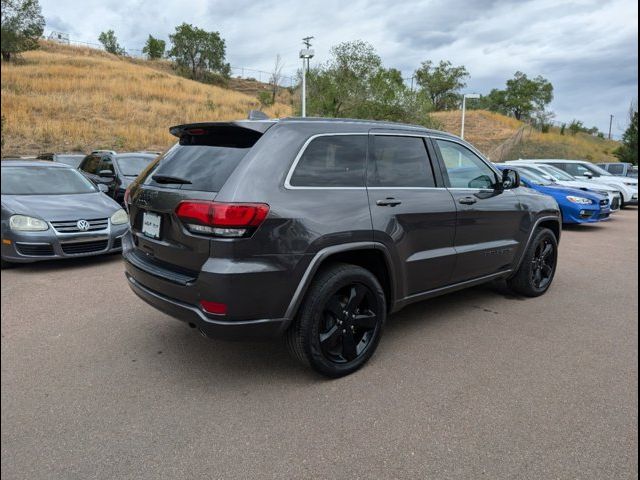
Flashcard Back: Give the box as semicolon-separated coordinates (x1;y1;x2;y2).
511;159;638;208
505;161;622;211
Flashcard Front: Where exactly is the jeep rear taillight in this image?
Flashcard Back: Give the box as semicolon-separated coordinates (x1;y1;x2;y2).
175;201;269;238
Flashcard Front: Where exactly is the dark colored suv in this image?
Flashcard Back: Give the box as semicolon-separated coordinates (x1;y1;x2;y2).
78;151;157;204
123;118;561;377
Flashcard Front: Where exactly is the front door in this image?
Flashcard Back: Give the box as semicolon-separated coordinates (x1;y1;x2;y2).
367;133;457;296
432;138;525;283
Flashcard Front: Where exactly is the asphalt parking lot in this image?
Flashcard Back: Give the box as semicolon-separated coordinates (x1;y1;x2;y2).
1;209;637;479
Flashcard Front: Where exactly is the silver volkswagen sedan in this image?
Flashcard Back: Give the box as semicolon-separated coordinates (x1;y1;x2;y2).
1;160;129;267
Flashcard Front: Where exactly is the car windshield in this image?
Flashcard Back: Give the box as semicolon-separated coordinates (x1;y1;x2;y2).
115;155;155;177
516;167;554;185
1;166;97;195
55;155;84;168
537;165;576;181
583;163;612;176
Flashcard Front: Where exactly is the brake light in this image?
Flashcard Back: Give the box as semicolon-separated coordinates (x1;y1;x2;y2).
175;201;269;237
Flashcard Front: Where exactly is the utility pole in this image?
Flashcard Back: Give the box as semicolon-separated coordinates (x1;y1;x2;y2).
461;93;480;139
608;114;614;140
299;36;315;118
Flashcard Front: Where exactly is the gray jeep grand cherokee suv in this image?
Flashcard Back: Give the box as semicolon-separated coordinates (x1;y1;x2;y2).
123;117;561;377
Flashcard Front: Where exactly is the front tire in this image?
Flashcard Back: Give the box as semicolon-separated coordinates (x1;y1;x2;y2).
286;263;386;378
507;228;558;297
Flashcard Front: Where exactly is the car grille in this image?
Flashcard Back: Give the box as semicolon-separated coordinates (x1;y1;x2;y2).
51;217;109;233
15;243;54;256
61;239;109;254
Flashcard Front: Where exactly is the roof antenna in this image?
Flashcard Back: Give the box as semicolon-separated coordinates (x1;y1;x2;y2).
248;110;269;120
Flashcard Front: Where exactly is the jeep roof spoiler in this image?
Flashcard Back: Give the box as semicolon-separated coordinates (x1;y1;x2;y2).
169;120;276;138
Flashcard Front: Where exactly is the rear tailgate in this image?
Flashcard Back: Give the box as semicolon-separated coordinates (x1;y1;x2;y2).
127;123;268;274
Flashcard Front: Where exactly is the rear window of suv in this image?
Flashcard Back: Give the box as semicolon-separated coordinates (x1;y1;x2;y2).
142;127;261;192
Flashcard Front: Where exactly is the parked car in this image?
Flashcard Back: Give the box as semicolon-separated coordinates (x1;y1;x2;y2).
596;162;638;178
36;152;85;169
496;164;610;224
1;160;128;268
505;161;622;211
517;159;638;208
78;151;158;205
122;117;562;377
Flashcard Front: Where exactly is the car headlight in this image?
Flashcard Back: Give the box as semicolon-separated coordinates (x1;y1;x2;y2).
110;209;129;225
9;215;49;231
566;196;593;205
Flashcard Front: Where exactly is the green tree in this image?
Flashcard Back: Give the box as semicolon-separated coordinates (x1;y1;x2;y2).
168;23;230;81
414;60;469;111
0;0;45;61
142;35;165;60
502;72;553;120
614;109;638;165
304;40;438;128
98;30;125;55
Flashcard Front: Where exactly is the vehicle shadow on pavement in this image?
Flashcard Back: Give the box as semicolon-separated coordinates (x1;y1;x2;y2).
141;283;515;384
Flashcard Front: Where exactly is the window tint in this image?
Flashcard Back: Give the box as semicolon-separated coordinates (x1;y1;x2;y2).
100;157;115;173
143;144;248;192
368;136;435;187
289;135;366;187
562;163;601;177
115;155;155;176
436;140;497;189
80;155;102;174
608;164;625;175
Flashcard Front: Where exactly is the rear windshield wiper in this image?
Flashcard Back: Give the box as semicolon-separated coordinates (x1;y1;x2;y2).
151;174;192;184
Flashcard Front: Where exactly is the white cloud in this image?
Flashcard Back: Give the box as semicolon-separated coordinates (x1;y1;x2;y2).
40;0;638;133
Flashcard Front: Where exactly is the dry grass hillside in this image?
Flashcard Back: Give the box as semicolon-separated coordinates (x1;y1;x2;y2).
0;42;292;155
432;110;620;163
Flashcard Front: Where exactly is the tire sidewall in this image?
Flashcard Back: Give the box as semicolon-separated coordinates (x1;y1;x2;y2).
301;266;386;377
523;229;558;295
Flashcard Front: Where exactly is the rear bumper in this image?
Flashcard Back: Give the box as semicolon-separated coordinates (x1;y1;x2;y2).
125;272;288;340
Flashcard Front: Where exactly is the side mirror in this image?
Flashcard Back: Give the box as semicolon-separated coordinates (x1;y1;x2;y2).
97;183;109;193
501;168;521;189
582;171;593;179
98;169;115;178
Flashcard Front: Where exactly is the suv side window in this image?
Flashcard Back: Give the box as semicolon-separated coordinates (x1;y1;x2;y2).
289;135;367;187
368;135;435;187
80;155;102;174
564;163;600;177
608;164;625;175
435;139;497;189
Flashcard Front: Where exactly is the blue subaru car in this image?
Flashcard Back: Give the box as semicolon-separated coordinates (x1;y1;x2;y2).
496;165;610;224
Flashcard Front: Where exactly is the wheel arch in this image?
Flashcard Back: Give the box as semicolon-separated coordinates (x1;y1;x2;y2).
284;242;396;323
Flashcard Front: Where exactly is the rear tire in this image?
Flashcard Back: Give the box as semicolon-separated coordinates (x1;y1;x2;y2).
507;228;558;297
286;263;386;378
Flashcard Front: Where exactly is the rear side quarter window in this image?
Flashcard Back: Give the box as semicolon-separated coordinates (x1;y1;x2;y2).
288;135;367;187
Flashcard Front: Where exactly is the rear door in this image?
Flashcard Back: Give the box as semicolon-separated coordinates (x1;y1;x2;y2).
432;138;525;283
128;125;262;272
367;132;457;295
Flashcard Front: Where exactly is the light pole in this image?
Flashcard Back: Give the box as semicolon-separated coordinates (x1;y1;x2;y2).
608;114;614;140
461;93;480;139
299;36;314;117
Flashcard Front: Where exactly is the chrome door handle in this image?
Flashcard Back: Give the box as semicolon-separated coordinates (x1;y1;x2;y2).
458;196;477;205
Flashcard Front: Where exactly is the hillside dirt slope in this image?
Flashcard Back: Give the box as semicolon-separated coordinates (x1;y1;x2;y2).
0;42;292;155
432;110;619;162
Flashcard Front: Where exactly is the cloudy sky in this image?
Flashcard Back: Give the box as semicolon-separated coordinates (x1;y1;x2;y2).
42;0;638;136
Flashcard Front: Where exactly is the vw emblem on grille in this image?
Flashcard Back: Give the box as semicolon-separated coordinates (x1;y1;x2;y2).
76;220;90;231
